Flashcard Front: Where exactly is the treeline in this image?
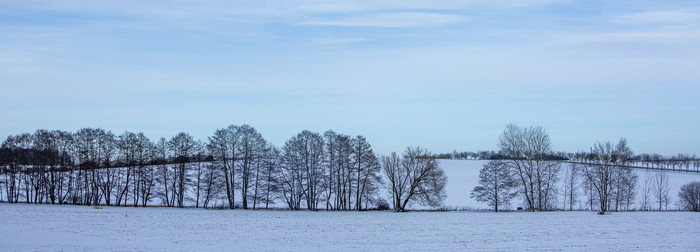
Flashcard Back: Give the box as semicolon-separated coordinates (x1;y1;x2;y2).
437;149;700;173
434;150;572;161
0;125;446;211
3;123;695;213
567;152;700;173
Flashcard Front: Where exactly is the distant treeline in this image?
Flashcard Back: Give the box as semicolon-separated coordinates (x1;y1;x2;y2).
433;150;568;161
434;150;700;172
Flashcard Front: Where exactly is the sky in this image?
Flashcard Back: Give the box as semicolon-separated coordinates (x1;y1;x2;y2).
1;0;699;156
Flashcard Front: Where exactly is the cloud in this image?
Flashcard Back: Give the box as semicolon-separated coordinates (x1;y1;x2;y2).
0;51;47;75
312;37;372;45
614;9;700;24
3;0;563;19
298;12;468;28
296;0;565;13
560;30;700;45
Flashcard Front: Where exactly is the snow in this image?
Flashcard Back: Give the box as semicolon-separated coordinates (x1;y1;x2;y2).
441;159;488;209
1;203;699;251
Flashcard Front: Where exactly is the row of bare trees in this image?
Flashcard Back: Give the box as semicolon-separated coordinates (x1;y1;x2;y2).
277;130;385;210
576;139;638;213
470;125;564;212
440;147;699;174
1;126;447;211
567;151;700;173
572;139;681;213
0;128;203;207
473;124;691;213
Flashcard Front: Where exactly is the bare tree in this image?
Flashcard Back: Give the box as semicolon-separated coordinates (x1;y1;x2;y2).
639;173;653;211
207;125;240;209
207;128;231;208
74;128;115;206
154;137;173;207
497;124;559;211
612;138;634;211
192;140;207;208
677;181;700;212
578;138;640;213
324;132;354;210
93;130;116;206
352;135;381;210
135;133;155;207
169;132;196;208
32;130;73;205
381;152;403;211
562;164;579;211
323;130;339;210
471;160;518;212
279;148;304;210
619;168;638;211
281;130;324;210
580;142;616;213
27;131;45;204
653;170;671;211
116;131;138;206
1;134;30;203
382;147;447;212
201;160;223;209
237;125;266;209
256;145;280;210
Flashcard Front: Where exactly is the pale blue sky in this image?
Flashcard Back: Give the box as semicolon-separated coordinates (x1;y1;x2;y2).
1;0;699;156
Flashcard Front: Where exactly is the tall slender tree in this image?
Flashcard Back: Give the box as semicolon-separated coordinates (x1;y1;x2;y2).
169;132;196;208
237;125;266;209
653;170;671;211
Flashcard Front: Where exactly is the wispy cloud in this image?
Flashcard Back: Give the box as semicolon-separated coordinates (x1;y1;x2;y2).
312;37;373;45
298;12;468;28
614;9;700;24
297;0;565;13
0;51;47;75
560;30;700;45
3;0;562;20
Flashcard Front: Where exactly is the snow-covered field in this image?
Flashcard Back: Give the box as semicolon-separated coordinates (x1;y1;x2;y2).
1;203;699;251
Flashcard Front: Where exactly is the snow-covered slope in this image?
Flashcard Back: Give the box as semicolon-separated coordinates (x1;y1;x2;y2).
440;159;488;209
